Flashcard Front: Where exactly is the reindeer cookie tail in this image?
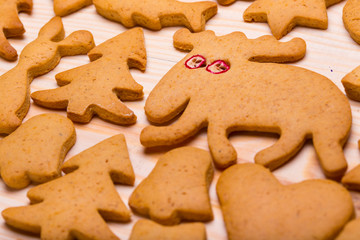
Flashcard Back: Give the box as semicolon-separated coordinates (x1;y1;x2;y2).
183;1;218;32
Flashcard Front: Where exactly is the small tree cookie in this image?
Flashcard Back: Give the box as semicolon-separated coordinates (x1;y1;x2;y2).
54;0;92;16
130;219;207;240
0;113;75;189
93;0;218;32
217;0;343;39
0;17;94;134
2;134;135;240
31;28;145;125
140;29;351;179
0;0;32;61
129;147;214;225
217;163;354;240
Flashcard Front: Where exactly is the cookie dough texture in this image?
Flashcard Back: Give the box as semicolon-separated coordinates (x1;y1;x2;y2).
343;0;360;44
0;0;32;61
0;16;94;134
31;27;145;125
129;147;214;225
217;163;354;240
0;113;75;189
2;134;134;240
130;219;207;240
141;28;351;179
93;0;218;32
218;0;343;39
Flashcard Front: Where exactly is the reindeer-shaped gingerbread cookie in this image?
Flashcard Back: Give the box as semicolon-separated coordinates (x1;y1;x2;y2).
0;17;94;134
140;29;351;179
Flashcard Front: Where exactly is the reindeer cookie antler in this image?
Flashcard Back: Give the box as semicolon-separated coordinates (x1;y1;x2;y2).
0;0;32;61
217;0;343;39
93;0;218;32
31;28;145;125
141;28;351;179
0;17;94;134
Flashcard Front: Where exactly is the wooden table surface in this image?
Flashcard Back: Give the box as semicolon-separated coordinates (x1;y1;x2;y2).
1;0;360;239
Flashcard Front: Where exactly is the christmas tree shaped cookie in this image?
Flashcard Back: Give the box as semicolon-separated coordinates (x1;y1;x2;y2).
217;0;343;39
2;134;134;240
93;0;218;32
217;163;354;240
31;28;145;125
130;219;207;240
0;113;75;189
54;0;92;16
343;0;360;44
0;17;94;134
0;0;32;61
141;28;351;179
129;147;214;225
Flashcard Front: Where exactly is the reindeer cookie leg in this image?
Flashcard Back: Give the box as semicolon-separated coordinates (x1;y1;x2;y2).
255;129;307;170
313;131;347;179
208;123;237;169
141;101;206;147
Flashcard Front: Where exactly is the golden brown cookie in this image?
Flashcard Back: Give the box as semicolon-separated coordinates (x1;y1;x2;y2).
342;65;360;101
336;218;360;240
93;0;218;32
342;147;360;191
54;0;93;16
31;28;145;125
0;113;75;189
140;28;351;179
130;219;207;240
218;0;343;39
129;147;214;225
0;0;32;61
2;134;134;240
217;163;354;240
0;16;94;134
343;0;360;44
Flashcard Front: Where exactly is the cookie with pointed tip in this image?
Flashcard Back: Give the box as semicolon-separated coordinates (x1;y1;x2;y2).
0;113;76;189
93;0;217;32
54;0;93;16
0;16;95;134
129;147;214;225
343;0;360;44
140;28;351;179
130;219;207;240
342;65;360;101
225;0;344;39
31;28;145;125
2;134;134;240
0;0;32;61
217;163;354;240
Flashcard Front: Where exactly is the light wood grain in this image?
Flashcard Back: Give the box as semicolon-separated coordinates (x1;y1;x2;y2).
0;0;360;239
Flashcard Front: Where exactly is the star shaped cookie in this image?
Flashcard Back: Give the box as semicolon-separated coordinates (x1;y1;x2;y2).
242;0;343;39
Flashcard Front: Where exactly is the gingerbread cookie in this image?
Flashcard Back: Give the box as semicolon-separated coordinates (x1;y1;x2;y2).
93;0;218;32
140;28;351;179
342;158;360;191
336;218;360;240
217;163;354;240
0;17;94;134
218;0;343;39
2;134;134;240
31;28;145;125
130;219;207;240
54;0;93;16
0;0;32;61
343;0;360;44
0;113;75;189
342;65;360;101
129;147;214;225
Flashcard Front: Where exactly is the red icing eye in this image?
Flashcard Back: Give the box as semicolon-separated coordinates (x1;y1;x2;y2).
185;55;206;69
206;60;230;74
